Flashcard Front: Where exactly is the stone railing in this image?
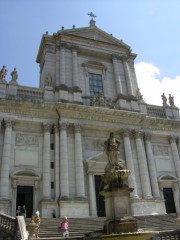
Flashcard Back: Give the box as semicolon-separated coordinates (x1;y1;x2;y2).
17;86;44;102
147;105;166;119
153;230;180;240
0;212;27;240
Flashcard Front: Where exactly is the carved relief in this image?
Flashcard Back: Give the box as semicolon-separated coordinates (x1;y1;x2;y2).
152;145;169;156
90;94;116;109
16;133;39;146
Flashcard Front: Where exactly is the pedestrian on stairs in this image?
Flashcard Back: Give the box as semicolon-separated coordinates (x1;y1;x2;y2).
58;216;69;238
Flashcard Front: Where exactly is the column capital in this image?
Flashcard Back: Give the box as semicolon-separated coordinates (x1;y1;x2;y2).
71;45;79;51
4;119;14;128
74;123;81;133
60;121;68;130
60;42;67;49
43;123;52;132
120;128;131;137
144;132;152;141
133;130;144;139
168;135;177;144
54;124;59;133
112;54;118;60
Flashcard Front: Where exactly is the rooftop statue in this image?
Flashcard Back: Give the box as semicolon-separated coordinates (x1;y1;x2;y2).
0;65;7;82
169;94;175;107
11;68;18;82
161;93;167;105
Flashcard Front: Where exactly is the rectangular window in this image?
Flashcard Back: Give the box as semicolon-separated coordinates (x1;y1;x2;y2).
51;182;54;189
89;73;103;96
51;162;54;169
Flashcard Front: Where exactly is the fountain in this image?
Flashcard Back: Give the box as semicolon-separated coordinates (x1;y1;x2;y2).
100;132;137;234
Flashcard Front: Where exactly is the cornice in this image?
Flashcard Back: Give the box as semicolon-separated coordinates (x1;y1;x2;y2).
1;100;179;131
0;99;57;119
55;103;146;125
60;35;129;56
140;116;180;131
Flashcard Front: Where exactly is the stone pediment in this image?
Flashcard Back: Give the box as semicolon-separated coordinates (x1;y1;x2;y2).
85;152;108;173
59;26;130;50
86;151;108;162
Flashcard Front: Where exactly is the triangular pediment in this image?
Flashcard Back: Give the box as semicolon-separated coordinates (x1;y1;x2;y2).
86;151;108;162
85;152;108;173
58;26;130;50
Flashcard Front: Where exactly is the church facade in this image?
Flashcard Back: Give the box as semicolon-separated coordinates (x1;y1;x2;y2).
0;19;180;218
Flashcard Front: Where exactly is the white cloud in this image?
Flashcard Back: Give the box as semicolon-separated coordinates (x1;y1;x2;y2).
134;62;180;110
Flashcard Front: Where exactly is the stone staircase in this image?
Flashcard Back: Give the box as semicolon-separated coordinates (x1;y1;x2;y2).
25;214;178;239
135;214;177;232
26;217;106;238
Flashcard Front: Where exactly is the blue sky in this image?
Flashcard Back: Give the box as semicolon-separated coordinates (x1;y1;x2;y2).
0;0;180;108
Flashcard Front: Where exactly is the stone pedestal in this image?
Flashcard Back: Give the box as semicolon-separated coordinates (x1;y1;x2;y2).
101;187;133;220
101;187;137;234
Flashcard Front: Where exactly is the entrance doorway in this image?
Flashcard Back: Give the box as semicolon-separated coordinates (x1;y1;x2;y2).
95;175;105;217
163;188;176;213
16;186;33;218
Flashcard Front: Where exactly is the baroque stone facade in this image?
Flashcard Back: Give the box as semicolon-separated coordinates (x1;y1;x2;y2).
0;19;180;218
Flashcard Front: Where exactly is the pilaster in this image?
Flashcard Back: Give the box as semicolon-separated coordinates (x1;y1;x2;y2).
134;130;152;199
121;129;138;198
74;123;86;198
42;123;51;199
144;133;161;198
0;120;13;199
122;58;133;96
54;124;60;199
88;172;97;216
168;135;180;180
60;121;69;198
112;55;122;95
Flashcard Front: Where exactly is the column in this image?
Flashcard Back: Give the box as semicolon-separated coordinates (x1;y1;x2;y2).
0;120;13;199
72;47;79;87
112;55;122;94
122;58;133;95
122;129;138;198
178;137;180;157
59;44;66;85
55;45;60;86
173;183;180;217
88;172;97;216
134;130;152;198
34;180;40;211
144;133;161;198
169;135;180;180
42;123;51;199
60;122;69;198
74;123;86;198
12;179;17;216
54;124;60;199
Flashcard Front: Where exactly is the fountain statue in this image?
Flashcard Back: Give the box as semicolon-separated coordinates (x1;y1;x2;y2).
101;132;137;234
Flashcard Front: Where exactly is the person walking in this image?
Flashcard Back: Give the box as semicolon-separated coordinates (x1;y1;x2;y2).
34;209;41;238
58;216;69;238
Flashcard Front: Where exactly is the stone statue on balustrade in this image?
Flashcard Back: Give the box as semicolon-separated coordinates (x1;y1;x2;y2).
10;68;18;84
135;88;143;102
0;65;7;82
169;94;175;107
161;93;167;106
